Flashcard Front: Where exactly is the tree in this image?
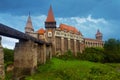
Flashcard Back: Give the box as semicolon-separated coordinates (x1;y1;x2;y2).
104;38;120;62
78;47;105;62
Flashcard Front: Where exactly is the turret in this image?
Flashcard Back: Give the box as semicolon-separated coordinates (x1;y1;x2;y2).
96;29;102;40
25;13;34;33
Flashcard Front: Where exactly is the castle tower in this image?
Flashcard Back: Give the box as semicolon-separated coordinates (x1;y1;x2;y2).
96;29;102;40
45;5;56;29
45;5;56;55
45;5;56;42
25;13;34;33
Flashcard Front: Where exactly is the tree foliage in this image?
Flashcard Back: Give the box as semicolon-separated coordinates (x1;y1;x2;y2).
78;38;120;63
104;38;120;62
77;47;105;62
4;48;14;63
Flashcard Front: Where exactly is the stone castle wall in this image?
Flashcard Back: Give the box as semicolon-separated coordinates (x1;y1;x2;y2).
0;37;5;79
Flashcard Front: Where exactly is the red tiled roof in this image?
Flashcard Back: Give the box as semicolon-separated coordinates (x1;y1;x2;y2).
37;28;45;35
59;24;81;35
46;5;55;22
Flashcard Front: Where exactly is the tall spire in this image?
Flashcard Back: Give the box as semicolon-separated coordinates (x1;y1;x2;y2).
25;12;34;33
46;5;55;22
45;5;56;28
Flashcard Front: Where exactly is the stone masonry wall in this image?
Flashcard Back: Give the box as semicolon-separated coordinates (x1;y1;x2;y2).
0;37;5;80
14;40;37;80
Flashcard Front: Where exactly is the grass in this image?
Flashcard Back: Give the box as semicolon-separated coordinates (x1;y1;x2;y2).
25;58;120;80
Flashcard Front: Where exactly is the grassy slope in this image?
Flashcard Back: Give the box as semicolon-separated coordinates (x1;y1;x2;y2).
25;58;120;80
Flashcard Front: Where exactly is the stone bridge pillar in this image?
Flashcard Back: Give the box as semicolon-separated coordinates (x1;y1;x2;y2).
0;47;5;80
46;45;52;60
37;43;52;65
14;40;37;80
37;44;46;64
0;36;5;80
43;44;46;64
37;45;42;64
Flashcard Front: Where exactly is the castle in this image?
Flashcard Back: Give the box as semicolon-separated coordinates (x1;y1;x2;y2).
25;6;104;56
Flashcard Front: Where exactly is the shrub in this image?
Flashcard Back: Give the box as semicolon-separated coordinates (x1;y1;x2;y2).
77;47;105;62
58;50;76;60
104;38;120;62
4;48;14;63
3;48;14;80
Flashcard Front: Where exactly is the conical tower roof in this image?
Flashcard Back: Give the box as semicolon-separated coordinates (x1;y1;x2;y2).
46;5;55;22
25;13;34;31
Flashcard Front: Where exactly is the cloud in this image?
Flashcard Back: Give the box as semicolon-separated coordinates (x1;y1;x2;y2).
1;36;18;49
0;13;120;49
86;15;107;24
32;15;47;31
56;15;109;39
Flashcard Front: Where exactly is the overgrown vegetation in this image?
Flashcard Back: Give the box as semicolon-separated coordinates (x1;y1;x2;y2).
3;38;120;80
25;58;120;80
3;48;14;80
77;38;120;63
104;38;120;62
4;48;14;63
3;48;14;70
77;47;105;62
58;49;76;60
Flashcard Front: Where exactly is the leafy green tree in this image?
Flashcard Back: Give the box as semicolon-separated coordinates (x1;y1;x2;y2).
4;48;14;63
78;47;105;62
104;38;120;62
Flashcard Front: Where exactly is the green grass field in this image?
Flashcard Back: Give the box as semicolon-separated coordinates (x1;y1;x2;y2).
25;58;120;80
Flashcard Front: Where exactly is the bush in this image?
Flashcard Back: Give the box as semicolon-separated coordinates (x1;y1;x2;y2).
78;38;120;63
77;47;105;62
104;38;120;62
4;48;14;63
58;50;76;60
3;48;14;80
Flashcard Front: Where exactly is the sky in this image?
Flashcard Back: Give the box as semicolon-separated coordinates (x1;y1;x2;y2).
0;0;120;49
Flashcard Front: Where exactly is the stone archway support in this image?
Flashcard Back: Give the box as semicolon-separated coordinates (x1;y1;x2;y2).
14;40;38;80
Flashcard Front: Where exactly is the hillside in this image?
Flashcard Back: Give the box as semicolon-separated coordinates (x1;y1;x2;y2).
25;58;120;80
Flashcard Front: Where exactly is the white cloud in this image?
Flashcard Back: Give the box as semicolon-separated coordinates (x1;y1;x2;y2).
32;15;46;30
72;17;87;23
0;13;118;49
56;15;109;39
1;36;18;49
86;15;107;24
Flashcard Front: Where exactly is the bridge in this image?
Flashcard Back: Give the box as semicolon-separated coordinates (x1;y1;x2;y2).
0;23;52;80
